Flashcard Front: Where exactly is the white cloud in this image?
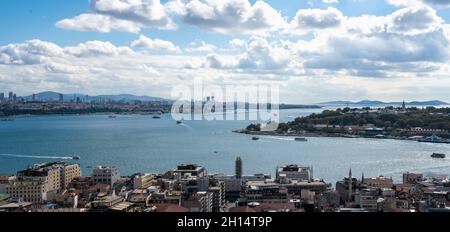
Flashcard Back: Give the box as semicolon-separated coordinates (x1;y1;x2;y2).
64;41;135;57
322;0;339;3
56;0;175;33
171;0;287;34
56;14;142;33
185;40;217;53
131;35;181;53
388;0;450;8
0;40;63;65
287;7;344;35
387;6;443;35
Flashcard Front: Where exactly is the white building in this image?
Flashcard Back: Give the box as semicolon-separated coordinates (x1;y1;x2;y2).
276;165;313;182
92;166;120;187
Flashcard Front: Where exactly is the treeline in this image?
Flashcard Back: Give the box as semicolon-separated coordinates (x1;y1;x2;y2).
275;107;450;133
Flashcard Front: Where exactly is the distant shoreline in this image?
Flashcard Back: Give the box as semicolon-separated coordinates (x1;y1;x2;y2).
233;129;421;142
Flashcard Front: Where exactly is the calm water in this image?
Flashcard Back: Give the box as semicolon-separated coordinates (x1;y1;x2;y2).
1;109;450;184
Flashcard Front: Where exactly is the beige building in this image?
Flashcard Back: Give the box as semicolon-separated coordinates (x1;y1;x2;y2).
133;173;154;189
6;162;81;203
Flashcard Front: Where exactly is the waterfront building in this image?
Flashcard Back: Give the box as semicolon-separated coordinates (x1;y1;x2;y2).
235;156;243;179
92;166;120;187
276;165;313;182
403;172;423;184
6;162;81;203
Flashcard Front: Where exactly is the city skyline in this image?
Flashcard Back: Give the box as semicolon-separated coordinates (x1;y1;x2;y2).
1;0;450;103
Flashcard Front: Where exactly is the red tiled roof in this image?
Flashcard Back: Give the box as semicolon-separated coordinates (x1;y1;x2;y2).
153;203;189;212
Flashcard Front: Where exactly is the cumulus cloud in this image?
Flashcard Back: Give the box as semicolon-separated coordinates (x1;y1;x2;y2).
65;41;135;57
287;7;344;35
0;40;63;65
56;0;175;33
204;5;450;79
131;35;181;53
171;0;287;34
388;0;450;8
387;6;443;35
185;40;217;53
204;37;303;74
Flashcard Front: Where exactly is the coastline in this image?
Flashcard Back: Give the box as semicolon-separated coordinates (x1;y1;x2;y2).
233;129;417;141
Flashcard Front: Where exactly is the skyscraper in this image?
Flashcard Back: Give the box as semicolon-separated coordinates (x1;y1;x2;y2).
59;94;64;102
8;92;13;101
0;92;4;102
235;156;242;179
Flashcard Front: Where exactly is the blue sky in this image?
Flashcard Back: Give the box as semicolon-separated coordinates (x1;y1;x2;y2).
1;0;450;103
3;0;448;46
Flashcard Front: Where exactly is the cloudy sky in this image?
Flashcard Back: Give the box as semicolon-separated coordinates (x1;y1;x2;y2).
1;0;450;103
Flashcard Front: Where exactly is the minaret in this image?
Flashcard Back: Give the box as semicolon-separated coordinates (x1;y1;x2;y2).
348;168;353;202
235;156;242;179
361;172;365;184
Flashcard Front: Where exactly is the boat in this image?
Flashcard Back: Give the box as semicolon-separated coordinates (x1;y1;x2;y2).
252;137;260;141
418;134;450;144
72;156;81;160
294;137;308;142
108;115;117;118
152;115;161;119
0;118;15;122
214;151;219;154
176;120;183;124
431;153;446;159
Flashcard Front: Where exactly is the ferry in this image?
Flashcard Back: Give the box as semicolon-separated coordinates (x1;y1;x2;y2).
431;153;446;159
294;137;308;142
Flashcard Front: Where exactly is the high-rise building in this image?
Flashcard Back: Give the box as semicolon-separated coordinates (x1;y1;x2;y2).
235;156;242;179
59;94;64;102
92;166;120;187
6;162;81;203
0;92;4;102
12;94;16;102
8;92;13;101
210;181;226;212
32;94;36;101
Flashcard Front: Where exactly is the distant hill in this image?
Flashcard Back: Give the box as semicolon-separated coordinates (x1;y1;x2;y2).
319;100;448;106
24;91;172;103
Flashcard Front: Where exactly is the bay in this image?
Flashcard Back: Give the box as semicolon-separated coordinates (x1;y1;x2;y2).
1;109;450;184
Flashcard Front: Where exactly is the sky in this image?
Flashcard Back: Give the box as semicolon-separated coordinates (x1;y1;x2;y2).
1;0;450;103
